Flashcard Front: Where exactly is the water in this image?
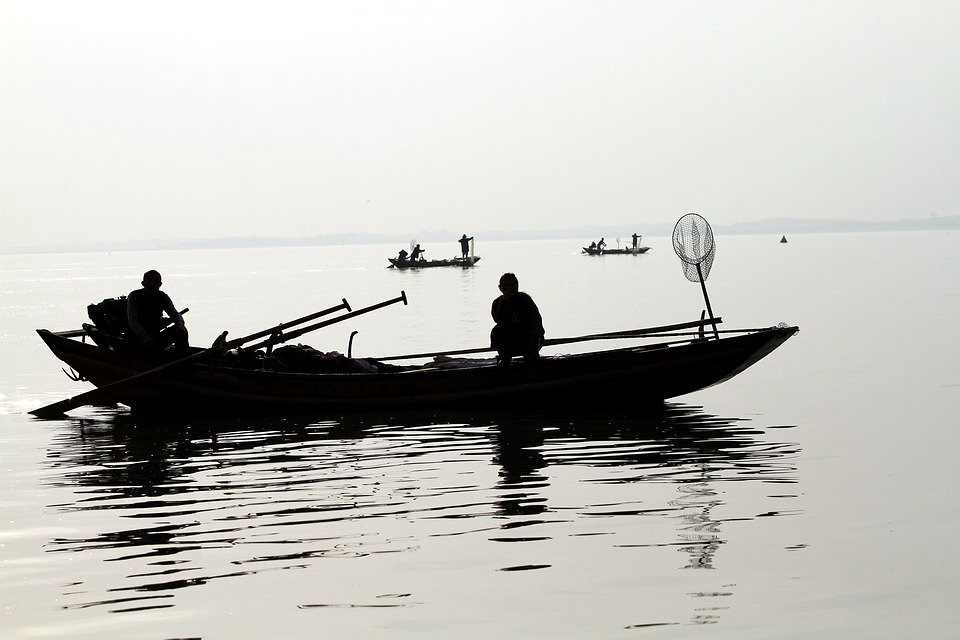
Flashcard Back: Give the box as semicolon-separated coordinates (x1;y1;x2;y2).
1;233;958;639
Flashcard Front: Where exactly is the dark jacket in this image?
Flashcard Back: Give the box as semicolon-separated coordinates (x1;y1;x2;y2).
127;288;182;339
490;292;544;353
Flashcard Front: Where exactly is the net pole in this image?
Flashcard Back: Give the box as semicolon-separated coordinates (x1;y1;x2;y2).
696;263;720;339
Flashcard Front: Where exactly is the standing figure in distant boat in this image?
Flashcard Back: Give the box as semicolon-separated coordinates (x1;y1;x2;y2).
411;244;425;261
597;237;606;250
397;249;409;262
490;272;545;366
127;269;189;354
459;234;474;259
632;233;640;250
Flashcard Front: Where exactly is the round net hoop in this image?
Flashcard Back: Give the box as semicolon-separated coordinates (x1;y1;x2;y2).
672;213;716;281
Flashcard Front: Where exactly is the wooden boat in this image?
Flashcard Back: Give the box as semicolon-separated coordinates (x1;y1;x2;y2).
389;256;480;268
582;246;650;255
33;315;798;416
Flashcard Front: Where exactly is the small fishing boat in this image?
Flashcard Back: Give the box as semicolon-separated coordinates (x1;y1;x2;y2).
31;296;797;417
389;256;480;268
582;246;650;255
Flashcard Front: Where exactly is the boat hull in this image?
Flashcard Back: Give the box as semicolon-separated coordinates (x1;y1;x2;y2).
36;326;798;414
389;256;480;268
582;247;650;255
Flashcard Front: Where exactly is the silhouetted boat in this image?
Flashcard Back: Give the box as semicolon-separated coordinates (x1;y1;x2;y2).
389;256;481;268
34;317;797;415
582;246;650;255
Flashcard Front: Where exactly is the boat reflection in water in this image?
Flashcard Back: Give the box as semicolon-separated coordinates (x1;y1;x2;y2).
44;404;799;631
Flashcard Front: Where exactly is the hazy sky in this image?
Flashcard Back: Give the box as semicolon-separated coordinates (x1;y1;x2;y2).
3;1;958;249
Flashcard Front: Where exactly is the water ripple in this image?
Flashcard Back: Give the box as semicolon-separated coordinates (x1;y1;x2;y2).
41;404;800;616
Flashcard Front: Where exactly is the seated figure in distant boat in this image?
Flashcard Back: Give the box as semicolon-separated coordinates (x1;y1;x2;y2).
410;244;425;261
397;248;409;262
127;269;189;354
490;272;545;366
588;241;597;250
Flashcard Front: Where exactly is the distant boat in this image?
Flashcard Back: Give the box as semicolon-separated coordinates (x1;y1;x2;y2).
583;234;649;255
780;235;788;243
582;246;650;255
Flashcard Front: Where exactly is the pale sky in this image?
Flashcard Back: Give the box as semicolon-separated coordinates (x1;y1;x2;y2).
3;1;958;249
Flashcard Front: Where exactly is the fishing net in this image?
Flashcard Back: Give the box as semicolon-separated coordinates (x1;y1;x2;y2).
672;213;716;281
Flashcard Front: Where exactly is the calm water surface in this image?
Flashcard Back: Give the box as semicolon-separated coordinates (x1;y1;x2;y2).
1;233;958;639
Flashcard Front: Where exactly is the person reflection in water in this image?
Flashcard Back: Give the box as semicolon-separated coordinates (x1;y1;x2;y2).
127;269;189;354
490;272;545;366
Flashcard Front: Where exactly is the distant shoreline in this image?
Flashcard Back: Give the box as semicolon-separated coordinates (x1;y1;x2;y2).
4;215;957;255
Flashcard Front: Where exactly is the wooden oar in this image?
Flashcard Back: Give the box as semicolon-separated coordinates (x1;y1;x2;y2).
373;317;722;361
244;291;408;352
29;298;353;418
228;299;353;352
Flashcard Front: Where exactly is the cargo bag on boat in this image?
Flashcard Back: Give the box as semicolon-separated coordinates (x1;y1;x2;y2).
87;297;129;336
85;296;131;349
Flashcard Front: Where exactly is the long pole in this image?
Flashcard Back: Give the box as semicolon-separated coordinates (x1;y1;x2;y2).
245;291;407;351
373;317;722;361
696;264;720;339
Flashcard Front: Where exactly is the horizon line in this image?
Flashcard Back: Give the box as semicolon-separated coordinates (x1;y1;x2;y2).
4;214;957;255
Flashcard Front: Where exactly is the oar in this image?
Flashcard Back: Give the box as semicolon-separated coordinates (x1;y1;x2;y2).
53;308;191;338
29;298;353;418
373;317;722;361
244;291;408;351
231;299;354;354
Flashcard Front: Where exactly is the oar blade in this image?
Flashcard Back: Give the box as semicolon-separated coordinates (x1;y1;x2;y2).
29;402;70;418
30;390;107;418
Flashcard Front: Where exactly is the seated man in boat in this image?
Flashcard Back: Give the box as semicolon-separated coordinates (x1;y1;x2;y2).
127;270;189;354
490;272;544;366
397;248;409;262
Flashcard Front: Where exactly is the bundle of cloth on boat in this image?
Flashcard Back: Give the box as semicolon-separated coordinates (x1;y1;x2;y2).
225;343;405;374
87;297;129;340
